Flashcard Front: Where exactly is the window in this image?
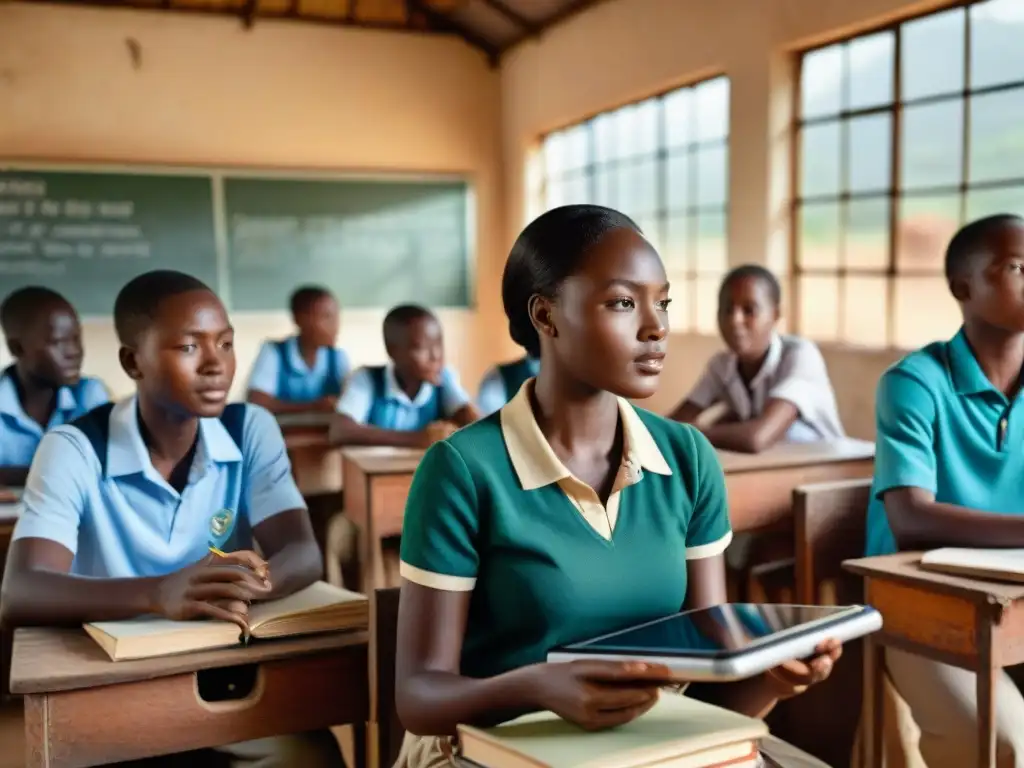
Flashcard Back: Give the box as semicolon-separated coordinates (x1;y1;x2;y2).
538;77;730;332
795;0;1024;348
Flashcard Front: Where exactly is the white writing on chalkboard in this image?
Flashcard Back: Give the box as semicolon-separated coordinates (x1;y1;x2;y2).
0;178;152;276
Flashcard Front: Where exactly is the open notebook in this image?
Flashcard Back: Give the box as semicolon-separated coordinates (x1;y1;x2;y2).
84;581;368;661
919;548;1024;583
457;692;767;768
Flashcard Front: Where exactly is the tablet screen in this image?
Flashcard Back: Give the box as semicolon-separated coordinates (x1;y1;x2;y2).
561;604;855;658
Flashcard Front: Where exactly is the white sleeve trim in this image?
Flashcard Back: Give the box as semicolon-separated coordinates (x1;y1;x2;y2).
400;561;477;592
685;531;733;560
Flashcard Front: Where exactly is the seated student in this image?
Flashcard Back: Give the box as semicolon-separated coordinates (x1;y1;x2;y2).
0;270;342;768
394;205;842;768
329;304;479;448
0;286;109;487
670;265;844;453
247;285;351;414
866;213;1024;768
477;352;540;415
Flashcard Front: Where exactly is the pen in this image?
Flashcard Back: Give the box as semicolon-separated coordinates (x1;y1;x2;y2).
208;545;227;557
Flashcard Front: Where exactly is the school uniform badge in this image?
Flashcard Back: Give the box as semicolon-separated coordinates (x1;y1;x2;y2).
209;508;236;546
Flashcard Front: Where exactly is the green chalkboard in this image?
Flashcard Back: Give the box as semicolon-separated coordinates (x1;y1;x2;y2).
223;176;470;310
0;170;219;315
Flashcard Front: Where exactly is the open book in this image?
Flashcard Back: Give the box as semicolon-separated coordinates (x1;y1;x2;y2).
84;581;368;661
919;548;1024;583
457;692;767;768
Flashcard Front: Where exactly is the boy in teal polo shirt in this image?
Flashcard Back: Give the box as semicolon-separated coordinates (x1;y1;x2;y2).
2;270;341;767
865;214;1024;767
393;205;842;768
0;286;109;486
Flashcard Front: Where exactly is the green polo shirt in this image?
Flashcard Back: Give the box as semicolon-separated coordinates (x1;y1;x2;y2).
399;383;733;680
865;328;1024;556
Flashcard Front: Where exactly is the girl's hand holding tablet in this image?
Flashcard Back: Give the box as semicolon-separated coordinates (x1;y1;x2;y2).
530;659;673;731
762;637;843;699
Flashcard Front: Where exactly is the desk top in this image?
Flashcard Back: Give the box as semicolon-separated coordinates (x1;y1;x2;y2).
718;438;875;473
11;626;368;695
336;440;875;477
277;413;333;430
341;447;424;475
0;503;18;525
844;551;1024;605
0;486;22;504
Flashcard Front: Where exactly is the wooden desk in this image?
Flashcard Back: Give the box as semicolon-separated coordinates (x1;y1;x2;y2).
343;448;423;593
844;552;1024;768
11;627;370;768
279;416;341;496
719;439;874;532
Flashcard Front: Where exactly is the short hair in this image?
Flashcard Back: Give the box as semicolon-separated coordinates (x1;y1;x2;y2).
945;214;1024;283
502;205;642;358
719;264;782;307
0;286;71;338
289;285;334;317
383;304;436;347
114;270;213;346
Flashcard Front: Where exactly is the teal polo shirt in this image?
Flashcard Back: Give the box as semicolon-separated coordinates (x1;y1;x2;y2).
399;383;733;680
865;328;1024;556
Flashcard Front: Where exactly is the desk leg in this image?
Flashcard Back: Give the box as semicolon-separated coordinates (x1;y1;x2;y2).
862;635;885;768
978;638;997;768
24;694;49;767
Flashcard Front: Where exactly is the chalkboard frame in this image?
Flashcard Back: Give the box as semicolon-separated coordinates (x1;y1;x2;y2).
0;161;477;315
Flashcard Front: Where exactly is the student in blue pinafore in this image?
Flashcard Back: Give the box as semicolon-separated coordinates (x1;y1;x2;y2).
0;286;109;487
1;270;342;767
330;304;479;448
477;353;540;415
247;285;351;414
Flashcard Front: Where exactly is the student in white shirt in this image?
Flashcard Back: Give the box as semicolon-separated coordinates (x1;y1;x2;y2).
670;265;844;453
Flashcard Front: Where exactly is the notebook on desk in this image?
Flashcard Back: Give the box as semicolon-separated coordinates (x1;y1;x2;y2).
84;581;368;661
456;692;767;768
919;548;1024;583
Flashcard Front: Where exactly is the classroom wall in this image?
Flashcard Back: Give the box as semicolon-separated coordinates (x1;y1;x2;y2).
0;3;506;399
501;0;951;438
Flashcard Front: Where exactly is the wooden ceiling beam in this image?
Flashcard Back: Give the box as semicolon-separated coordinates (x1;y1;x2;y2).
479;0;534;32
15;0;450;34
407;0;500;66
497;0;604;54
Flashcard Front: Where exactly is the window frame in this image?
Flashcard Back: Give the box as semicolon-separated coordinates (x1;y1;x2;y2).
536;74;731;333
792;0;1024;348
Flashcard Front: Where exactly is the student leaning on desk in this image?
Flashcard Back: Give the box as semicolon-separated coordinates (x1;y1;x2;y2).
393;205;841;768
329;303;480;448
246;284;352;415
669;265;844;453
0;286;110;487
864;213;1024;768
0;270;343;767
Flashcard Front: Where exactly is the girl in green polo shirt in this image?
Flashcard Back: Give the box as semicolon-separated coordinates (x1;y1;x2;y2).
394;205;842;767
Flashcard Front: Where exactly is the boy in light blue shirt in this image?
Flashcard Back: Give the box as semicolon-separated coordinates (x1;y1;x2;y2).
0;286;109;487
864;214;1024;768
1;270;342;767
330;304;479;448
247;285;351;414
477;354;540;415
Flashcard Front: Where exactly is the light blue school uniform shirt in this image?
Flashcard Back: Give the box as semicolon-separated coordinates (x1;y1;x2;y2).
12;398;305;578
477;356;541;416
246;336;351;404
336;364;471;431
865;328;1024;556
0;367;109;467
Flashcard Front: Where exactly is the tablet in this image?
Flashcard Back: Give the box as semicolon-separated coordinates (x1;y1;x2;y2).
547;603;882;682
